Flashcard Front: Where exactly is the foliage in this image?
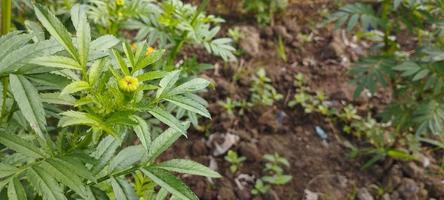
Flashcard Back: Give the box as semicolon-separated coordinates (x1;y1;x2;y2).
0;4;220;200
243;0;288;25
250;68;283;106
329;0;444;136
224;150;246;173
289;73;415;168
252;153;291;195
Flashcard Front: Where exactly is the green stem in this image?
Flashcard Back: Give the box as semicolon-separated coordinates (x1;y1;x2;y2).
1;0;11;35
165;0;210;70
1;0;11;121
1;77;8;121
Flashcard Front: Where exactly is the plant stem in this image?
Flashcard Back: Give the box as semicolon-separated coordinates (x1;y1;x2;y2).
0;0;11;120
1;0;11;35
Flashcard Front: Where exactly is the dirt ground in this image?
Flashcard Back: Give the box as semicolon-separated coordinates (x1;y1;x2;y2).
160;1;444;199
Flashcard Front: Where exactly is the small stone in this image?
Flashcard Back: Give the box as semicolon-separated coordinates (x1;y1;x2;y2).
402;162;424;179
235;189;252;200
273;25;293;41
425;177;444;197
217;187;236;200
356;188;374;200
239;142;262;162
238;26;261;57
191;139;208;156
397;178;419;199
264;189;280;200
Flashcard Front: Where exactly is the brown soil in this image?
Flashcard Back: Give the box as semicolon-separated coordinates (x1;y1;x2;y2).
161;1;444;199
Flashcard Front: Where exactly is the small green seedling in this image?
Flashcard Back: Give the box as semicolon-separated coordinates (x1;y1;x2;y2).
225;150;246;173
251;179;270;195
219;98;237;116
252;153;292;196
250;68;283;106
228;27;243;43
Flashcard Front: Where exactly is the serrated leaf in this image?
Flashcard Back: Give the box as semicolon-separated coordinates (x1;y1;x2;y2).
146;122;189;162
25;21;45;42
148;107;186;134
39;159;89;198
8;177;27;200
141;167;198;200
72;4;90;68
89;59;106;85
10;74;46;138
0;164;18;178
156;159;221;178
111;49;130;76
40;92;76;106
34;4;78;61
132;115;151;152
165;95;210;118
91;136;120;174
59;111;116;137
135;49;165;71
109;145;145;172
0;133;47;159
27;165;67;200
156;70;180;98
110;177;138;200
167;78;209;96
30;56;81;70
137;71;167;82
61;80;90;96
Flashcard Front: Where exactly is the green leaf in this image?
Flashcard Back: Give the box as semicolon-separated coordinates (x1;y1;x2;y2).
25;20;45;42
91;136;120;174
34;4;78;61
27;165;67;200
165;95;210;118
155;188;168;200
148;107;186;135
0;35;63;74
137;71;167;82
122;42;135;69
141;167;198;200
132;115;151;152
39;159;89;198
109;145;145;172
135;49;165;71
112;49;130;76
40;92;76;106
146;122;189;162
0;133;47;159
59;111;117;138
168;78;210;96
72;4;91;68
89;59;106;85
110;177;138;200
8;177;27;200
30;56;82;70
89;35;120;60
156;70;180;99
61;80;90;96
0;164;18;178
156;159;221;178
10;74;47;138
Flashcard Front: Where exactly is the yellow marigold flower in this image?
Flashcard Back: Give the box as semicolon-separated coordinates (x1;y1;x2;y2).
119;76;139;92
145;47;155;56
116;0;125;6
